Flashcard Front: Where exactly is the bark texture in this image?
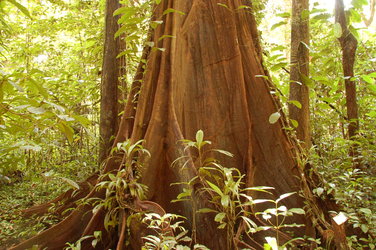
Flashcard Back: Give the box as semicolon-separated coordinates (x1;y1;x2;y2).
99;0;127;163
335;0;359;158
11;1;341;249
289;0;311;149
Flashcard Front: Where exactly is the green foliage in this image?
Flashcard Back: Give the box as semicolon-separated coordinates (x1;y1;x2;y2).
0;0;104;246
0;0;103;176
114;0;151;86
88;140;149;231
64;231;102;250
141;213;195;250
0;176;66;246
174;130;307;249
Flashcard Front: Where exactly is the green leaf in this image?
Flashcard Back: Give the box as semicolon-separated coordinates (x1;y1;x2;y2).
57;176;80;189
91;239;98;248
217;3;230;10
361;224;369;233
276;12;291;18
276;192;296;203
20;144;42;151
361;75;375;84
212;149;234;157
315;187;324;196
28;78;49;98
57;114;74;122
206;180;223;196
288;208;305;215
368;84;376;93
196;208;217;213
255;75;269;80
193;244;210;250
214;212;226;223
300;73;314;87
265;237;278;250
113;7;134;16
253;199;273;204
359;208;372;215
352;0;368;8
163;8;185;16
217;223;227;229
288;100;302;109
221;195;230;208
58;121;74;144
290;119;299;128
237;5;251;10
269;112;281;124
196;130;204;145
5;0;32;18
244;186;274;192
27;106;45;114
270;62;288;71
271;21;288;31
72;115;91;126
155;0;161;4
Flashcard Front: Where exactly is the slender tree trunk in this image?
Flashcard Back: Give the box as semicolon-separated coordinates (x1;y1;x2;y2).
99;0;126;164
363;0;375;27
289;0;311;149
335;0;360;161
11;1;344;249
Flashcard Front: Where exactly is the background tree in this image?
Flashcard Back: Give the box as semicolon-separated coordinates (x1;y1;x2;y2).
363;0;375;27
289;0;311;149
99;0;127;163
335;0;360;161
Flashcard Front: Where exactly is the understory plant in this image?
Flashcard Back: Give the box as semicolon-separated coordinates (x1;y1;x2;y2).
69;140;149;248
141;213;209;250
172;130;306;249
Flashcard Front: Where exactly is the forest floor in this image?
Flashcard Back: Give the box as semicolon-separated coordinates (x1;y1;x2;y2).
0;177;64;249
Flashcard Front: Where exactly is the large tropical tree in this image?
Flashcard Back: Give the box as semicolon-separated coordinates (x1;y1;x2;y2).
11;0;342;249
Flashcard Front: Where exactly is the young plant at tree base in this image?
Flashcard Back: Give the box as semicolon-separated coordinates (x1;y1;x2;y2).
173;130;307;249
254;192;306;249
64;231;102;250
74;140;149;247
141;212;209;250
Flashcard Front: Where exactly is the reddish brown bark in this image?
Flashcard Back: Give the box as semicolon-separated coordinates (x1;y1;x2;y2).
11;1;342;249
289;0;311;149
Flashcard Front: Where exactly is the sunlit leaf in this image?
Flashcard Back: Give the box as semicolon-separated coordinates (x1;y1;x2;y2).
57;176;80;190
214;212;226;223
206;180;223;196
288;208;305;215
221;195;229;208
269;112;281;124
163;8;185;16
5;0;32;19
276;192;296;203
27;106;45;114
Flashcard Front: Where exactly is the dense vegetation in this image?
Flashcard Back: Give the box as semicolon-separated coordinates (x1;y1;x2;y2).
0;0;375;249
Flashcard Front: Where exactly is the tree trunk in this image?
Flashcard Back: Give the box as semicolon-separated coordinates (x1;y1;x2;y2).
289;0;311;149
335;0;360;161
363;0;375;27
11;1;342;249
99;0;127;164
